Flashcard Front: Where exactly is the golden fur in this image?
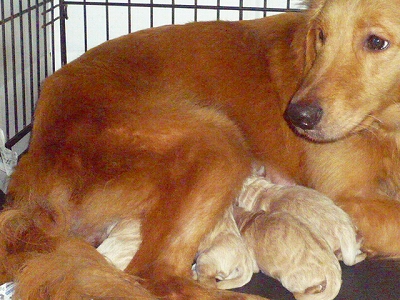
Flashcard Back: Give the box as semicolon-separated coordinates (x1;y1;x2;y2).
234;208;342;300
95;171;365;297
1;0;400;298
96;209;257;290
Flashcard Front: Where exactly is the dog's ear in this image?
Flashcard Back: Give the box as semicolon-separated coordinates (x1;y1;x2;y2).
302;0;326;74
303;22;318;75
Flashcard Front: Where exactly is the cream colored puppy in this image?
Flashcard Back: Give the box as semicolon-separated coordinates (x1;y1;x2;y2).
234;207;342;300
97;208;257;289
97;219;142;271
192;206;258;289
237;174;366;266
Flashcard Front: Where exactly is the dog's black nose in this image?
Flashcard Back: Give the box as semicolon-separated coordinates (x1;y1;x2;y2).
284;102;323;130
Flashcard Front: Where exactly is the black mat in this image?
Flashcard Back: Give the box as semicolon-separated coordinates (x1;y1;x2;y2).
0;191;398;299
235;259;400;299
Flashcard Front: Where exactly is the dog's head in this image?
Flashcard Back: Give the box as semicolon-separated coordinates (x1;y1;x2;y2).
285;0;400;142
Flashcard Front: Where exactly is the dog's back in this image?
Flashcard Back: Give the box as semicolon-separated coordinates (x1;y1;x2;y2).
2;12;309;299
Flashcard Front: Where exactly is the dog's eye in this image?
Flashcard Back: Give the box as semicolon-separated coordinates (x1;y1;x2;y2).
365;35;390;51
318;29;326;43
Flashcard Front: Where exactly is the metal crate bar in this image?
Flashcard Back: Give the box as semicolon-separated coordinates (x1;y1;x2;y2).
0;0;59;151
62;1;302;13
59;1;302;65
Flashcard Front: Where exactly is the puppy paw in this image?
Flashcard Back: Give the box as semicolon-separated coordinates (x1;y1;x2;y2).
292;280;329;299
303;280;327;294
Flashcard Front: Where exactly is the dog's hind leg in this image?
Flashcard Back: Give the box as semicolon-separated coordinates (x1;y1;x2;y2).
122;106;254;299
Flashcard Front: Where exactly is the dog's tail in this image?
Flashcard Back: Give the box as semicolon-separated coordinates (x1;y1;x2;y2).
0;207;266;300
13;237;157;299
0;205;154;299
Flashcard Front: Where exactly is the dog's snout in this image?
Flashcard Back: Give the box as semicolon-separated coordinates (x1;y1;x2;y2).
284;102;323;130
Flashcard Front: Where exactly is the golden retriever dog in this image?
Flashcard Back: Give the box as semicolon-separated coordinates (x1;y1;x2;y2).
234;208;342;300
1;0;400;298
237;173;366;266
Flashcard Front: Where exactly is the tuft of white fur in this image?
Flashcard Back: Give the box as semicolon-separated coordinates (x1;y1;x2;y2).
96;219;142;271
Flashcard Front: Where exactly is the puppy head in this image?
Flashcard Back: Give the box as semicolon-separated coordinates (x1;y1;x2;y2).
285;0;400;142
192;234;256;290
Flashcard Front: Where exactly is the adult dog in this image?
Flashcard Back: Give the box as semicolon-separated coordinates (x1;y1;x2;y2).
1;0;400;298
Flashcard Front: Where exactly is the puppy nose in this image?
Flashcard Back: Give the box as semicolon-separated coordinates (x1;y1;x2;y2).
284;102;323;130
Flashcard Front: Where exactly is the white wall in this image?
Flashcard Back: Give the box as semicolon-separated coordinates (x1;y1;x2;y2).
62;0;305;65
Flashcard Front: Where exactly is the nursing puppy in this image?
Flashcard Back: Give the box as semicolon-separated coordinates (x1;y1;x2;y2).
1;0;400;298
234;208;342;300
237;174;366;266
192;207;257;290
96;210;257;290
96;172;363;295
97;219;142;271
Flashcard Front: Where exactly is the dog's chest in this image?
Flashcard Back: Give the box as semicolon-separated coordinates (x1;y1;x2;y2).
379;135;400;201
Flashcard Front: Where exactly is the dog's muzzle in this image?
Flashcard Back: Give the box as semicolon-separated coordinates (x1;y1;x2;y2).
284;102;323;131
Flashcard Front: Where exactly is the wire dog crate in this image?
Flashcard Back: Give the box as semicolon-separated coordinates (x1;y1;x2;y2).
1;0;303;154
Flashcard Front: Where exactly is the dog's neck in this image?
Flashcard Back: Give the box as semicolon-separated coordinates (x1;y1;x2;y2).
374;103;400;132
368;112;400;200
